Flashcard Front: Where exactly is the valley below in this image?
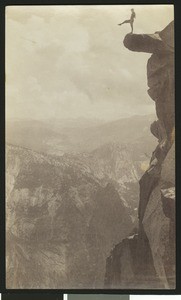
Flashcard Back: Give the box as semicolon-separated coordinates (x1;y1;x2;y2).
6;114;156;288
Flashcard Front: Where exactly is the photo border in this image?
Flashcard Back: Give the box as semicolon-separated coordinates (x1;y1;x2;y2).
1;0;180;295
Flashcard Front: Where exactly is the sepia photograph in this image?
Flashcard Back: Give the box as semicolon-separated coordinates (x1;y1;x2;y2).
5;5;175;289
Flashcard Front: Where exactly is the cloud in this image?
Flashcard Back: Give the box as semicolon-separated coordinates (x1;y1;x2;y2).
6;5;173;121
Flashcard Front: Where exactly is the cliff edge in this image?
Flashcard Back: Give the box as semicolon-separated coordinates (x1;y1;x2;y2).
105;21;175;289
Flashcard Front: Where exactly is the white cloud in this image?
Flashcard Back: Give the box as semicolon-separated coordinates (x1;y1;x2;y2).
6;5;173;121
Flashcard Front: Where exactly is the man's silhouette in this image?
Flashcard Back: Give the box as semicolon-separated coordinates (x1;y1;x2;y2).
118;9;136;33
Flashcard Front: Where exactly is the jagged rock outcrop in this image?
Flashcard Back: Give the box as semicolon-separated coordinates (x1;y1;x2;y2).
105;21;175;289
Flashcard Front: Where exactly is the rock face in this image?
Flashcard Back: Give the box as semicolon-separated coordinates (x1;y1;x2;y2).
6;144;134;288
105;21;175;289
71;142;144;220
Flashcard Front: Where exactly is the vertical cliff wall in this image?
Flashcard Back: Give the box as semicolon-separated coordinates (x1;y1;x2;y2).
105;21;175;289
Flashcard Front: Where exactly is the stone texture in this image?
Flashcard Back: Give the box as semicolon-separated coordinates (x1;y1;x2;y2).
161;142;175;184
161;187;175;220
6;145;133;289
124;33;167;53
143;185;170;289
105;21;175;289
123;21;174;54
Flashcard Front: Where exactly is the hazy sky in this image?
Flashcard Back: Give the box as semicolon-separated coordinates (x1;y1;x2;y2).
6;5;174;121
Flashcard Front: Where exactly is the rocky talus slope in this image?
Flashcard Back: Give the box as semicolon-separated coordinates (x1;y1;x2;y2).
105;21;175;289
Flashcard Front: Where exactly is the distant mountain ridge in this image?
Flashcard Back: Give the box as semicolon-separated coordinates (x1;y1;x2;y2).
6;113;158;288
6;114;157;156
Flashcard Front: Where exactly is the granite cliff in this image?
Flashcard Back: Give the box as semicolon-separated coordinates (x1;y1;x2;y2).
105;21;175;289
6;144;134;288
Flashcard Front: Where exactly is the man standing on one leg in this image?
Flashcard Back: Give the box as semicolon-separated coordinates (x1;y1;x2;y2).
118;8;136;33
